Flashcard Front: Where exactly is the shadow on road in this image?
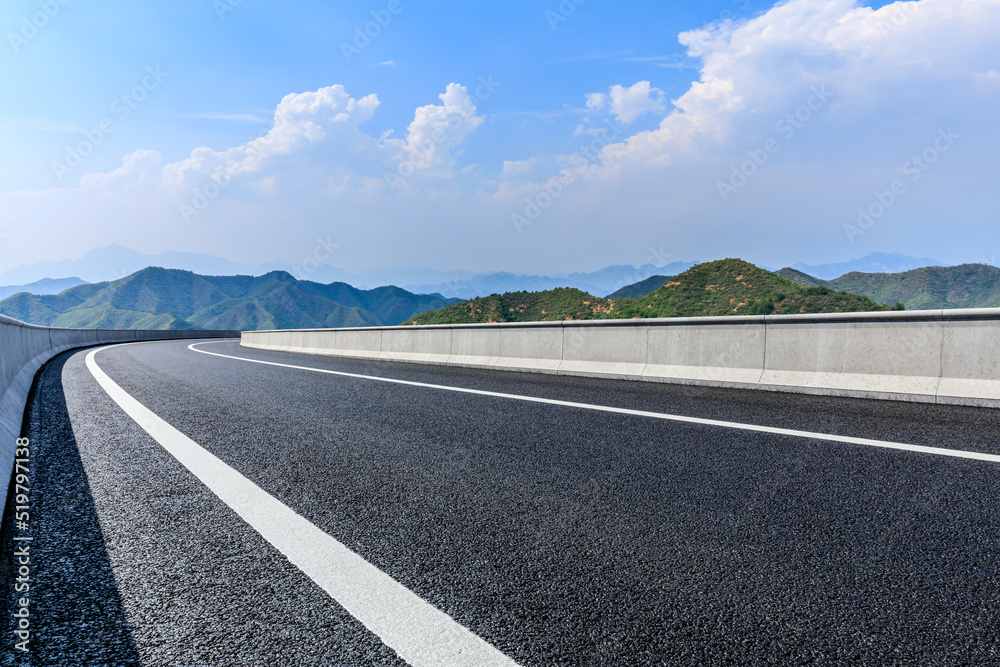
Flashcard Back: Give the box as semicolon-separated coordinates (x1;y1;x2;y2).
2;352;142;666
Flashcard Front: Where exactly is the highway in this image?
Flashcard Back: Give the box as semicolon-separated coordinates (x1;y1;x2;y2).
5;338;1000;665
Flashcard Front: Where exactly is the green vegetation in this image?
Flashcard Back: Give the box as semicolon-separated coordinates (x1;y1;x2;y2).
0;267;458;330
607;275;671;298
777;263;1000;310
406;259;894;324
774;267;825;288
404;288;616;325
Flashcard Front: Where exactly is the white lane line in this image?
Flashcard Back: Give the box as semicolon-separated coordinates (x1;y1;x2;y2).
190;341;1000;465
86;345;519;667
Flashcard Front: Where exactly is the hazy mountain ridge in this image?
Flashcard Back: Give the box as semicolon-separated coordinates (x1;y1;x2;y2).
0;277;90;301
607;276;672;298
0;267;458;330
6;246;959;300
4;245;699;297
778;264;1000;310
399;262;700;298
406;259;894;325
791;252;942;280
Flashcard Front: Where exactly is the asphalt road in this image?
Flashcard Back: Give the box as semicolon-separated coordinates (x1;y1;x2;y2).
4;338;1000;666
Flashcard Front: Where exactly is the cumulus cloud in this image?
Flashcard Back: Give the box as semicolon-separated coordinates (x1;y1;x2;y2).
385;83;485;178
585;82;666;124
2;0;997;274
497;0;999;265
976;70;1000;86
585;92;607;111
164;85;380;187
534;0;1000;176
500;158;537;179
0;82;486;266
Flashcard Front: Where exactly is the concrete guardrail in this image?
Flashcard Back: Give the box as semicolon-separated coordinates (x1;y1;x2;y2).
1;315;239;502
241;309;1000;409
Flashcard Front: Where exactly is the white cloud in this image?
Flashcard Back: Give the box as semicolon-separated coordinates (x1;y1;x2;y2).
606;81;666;124
500;158;537;179
976;70;1000;86
161;85;380;188
495;0;1000;266
3;119;86;133
186;112;271;123
585;92;607;111
583;81;667;125
2;0;997;274
549;0;1000;176
384;83;485;178
0;82;486;267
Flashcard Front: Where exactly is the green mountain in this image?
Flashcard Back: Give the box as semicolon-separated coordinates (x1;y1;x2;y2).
607;275;671;298
0;267;459;330
773;268;825;288
406;287;616;325
777;263;1000;310
406;259;894;324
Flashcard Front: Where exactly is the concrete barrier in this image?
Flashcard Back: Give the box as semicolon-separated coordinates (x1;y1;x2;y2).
450;324;501;369
759;312;943;402
1;315;239;506
241;308;1000;409
560;320;647;380
496;322;565;373
642;316;766;388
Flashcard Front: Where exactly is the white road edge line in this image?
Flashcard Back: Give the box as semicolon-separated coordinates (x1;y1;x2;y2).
86;344;519;667
189;341;1000;465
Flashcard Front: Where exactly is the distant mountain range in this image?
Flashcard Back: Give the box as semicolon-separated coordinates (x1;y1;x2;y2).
404;262;699;299
607;276;673;299
0;277;90;301
407;259;895;325
790;252;942;280
0;267;458;330
2;244;298;286
6;258;997;331
5;245;964;301
777;264;1000;310
1;244;698;299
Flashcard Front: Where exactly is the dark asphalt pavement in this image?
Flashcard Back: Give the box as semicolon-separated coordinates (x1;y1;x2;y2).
4;338;1000;665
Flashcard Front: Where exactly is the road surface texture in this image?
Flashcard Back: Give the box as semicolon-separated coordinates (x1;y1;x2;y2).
4;338;1000;666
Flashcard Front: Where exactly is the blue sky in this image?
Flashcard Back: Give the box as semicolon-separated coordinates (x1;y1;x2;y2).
1;0;997;276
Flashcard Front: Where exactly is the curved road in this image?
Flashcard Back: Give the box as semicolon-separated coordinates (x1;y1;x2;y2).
5;339;1000;665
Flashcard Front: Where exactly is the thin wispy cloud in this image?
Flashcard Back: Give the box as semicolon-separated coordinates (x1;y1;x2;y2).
4;119;86;133
508;107;591;120
1;0;997;273
548;50;635;64
186;112;271;123
623;55;699;69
